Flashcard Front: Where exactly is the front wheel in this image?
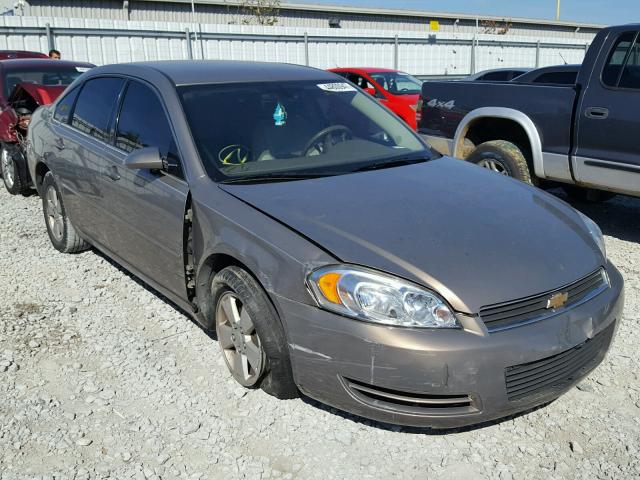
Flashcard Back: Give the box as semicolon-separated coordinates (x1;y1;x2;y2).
41;172;90;253
1;145;30;195
466;140;532;184
211;266;298;399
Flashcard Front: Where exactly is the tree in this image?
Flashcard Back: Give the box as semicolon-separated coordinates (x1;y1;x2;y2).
236;0;281;26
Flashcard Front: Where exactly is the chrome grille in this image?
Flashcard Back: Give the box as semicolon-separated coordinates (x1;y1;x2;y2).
480;269;608;332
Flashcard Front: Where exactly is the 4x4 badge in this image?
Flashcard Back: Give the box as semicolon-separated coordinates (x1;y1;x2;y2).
547;292;569;309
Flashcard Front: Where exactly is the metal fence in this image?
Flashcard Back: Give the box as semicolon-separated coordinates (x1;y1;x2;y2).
0;15;592;76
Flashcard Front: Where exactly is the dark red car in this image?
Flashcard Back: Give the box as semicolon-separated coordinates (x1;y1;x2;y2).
0;58;94;194
329;67;423;130
0;50;48;60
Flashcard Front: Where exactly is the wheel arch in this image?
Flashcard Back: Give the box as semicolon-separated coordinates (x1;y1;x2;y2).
453;107;545;179
34;161;50;196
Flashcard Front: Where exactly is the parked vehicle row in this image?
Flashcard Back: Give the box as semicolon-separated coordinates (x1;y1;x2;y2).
18;59;622;429
417;24;640;200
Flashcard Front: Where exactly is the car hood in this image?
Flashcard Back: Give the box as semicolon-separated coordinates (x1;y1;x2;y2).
220;158;603;313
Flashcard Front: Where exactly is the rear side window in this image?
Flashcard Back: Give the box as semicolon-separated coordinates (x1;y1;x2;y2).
533;71;577;85
602;31;640;88
115;81;183;179
53;86;79;124
72;77;124;142
478;71;512;82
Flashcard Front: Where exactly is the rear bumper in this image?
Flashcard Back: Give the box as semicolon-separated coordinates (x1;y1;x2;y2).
274;263;623;428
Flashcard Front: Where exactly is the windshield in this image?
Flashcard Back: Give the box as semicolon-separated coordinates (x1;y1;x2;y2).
369;71;423;95
178;80;430;182
4;66;86;98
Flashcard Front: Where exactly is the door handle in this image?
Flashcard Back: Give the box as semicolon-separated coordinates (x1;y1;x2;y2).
53;138;65;150
584;107;609;119
105;166;121;181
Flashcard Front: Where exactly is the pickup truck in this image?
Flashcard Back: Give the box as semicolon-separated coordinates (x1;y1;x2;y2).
418;24;640;201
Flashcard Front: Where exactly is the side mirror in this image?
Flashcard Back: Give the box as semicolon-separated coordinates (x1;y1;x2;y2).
364;87;376;96
124;146;164;171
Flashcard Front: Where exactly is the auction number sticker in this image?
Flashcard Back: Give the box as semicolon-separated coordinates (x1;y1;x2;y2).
317;82;357;92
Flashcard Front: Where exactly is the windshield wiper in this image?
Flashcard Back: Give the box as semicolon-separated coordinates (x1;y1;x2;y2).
353;155;429;173
219;172;341;184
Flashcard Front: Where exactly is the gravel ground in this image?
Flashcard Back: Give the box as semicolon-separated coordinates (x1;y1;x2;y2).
0;186;639;480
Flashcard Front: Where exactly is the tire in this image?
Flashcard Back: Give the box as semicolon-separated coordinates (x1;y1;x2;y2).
41;171;90;254
1;145;30;196
211;266;298;399
562;186;617;203
466;140;533;184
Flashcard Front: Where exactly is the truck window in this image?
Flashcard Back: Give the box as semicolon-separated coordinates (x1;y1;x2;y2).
618;35;640;89
602;32;638;87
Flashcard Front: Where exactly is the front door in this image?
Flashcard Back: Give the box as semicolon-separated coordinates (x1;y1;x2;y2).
575;29;640;195
97;79;188;300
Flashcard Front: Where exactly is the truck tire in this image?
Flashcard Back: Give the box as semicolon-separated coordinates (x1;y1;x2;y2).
211;266;298;400
562;186;616;203
42;171;90;253
1;145;30;196
467;140;532;184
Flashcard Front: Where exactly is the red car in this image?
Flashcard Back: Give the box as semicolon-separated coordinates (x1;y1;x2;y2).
329;67;423;130
0;58;94;195
0;50;48;60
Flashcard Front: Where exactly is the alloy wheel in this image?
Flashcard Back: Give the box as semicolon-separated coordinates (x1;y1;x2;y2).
478;158;509;175
215;292;265;386
45;186;64;242
1;148;14;188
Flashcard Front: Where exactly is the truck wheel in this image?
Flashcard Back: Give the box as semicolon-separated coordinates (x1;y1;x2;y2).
562;186;616;203
1;145;30;196
467;140;532;184
211;266;298;399
42;172;90;253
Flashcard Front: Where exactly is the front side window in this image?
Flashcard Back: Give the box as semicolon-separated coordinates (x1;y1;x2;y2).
53;86;79;124
369;71;423;95
72;77;124;142
115;81;183;178
602;31;639;87
178;80;429;182
4;65;87;98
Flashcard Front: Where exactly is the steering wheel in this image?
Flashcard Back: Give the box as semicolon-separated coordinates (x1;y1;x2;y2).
303;125;353;156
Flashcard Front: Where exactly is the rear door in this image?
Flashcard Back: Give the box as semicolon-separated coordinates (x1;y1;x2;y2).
575;30;640;194
50;77;125;244
97;79;188;299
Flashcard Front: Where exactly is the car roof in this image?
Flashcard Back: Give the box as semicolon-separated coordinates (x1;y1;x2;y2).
89;61;339;86
0;58;95;70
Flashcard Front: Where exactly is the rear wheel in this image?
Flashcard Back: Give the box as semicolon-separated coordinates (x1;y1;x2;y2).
562;186;617;203
212;266;298;399
42;172;90;253
467;140;532;184
1;145;29;195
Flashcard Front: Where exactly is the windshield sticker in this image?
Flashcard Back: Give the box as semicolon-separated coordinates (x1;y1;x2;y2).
273;103;287;127
317;82;357;93
75;67;91;73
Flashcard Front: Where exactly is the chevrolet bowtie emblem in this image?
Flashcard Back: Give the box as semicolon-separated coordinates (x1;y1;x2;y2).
547;292;569;309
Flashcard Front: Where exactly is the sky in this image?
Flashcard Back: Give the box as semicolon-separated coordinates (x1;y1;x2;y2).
296;0;639;26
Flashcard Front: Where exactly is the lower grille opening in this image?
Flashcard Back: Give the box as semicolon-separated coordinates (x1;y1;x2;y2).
505;322;615;402
343;377;478;416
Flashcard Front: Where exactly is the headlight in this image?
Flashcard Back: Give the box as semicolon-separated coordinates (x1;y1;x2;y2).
307;265;459;328
578;211;606;259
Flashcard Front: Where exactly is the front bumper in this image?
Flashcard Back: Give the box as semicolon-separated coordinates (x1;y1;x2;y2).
274;263;624;428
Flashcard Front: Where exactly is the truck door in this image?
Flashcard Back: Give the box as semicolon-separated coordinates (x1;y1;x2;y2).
575;30;640;195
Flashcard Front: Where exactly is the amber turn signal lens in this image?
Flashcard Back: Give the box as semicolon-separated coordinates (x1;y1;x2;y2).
317;272;342;304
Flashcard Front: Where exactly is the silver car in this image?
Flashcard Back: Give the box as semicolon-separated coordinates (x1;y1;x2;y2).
26;61;624;428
